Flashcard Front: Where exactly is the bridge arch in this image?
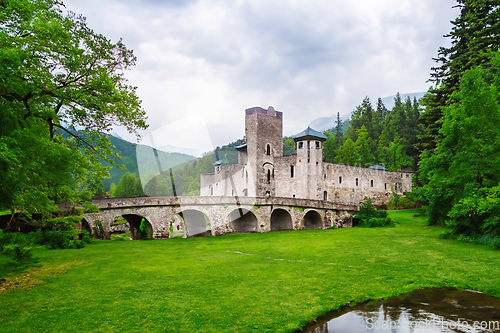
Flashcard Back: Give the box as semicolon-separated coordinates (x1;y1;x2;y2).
304;210;322;230
228;208;258;233
120;214;153;240
178;209;211;237
81;217;92;235
270;208;293;231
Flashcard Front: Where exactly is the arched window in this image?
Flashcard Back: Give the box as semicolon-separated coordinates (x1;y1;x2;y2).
266;144;271;155
267;169;271;183
298;142;303;149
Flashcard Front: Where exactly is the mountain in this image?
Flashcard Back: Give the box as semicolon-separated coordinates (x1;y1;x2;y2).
103;134;196;191
308;116;350;133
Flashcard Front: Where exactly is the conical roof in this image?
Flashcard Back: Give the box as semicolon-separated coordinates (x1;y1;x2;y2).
292;127;327;141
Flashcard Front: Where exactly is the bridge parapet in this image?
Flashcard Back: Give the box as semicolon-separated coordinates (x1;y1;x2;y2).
91;196;359;212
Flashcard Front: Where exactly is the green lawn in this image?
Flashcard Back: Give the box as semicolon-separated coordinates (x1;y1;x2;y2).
1;209;499;332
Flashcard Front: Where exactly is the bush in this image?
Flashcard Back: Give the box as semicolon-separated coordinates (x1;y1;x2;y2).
29;230;88;249
355;198;394;228
359;217;394;228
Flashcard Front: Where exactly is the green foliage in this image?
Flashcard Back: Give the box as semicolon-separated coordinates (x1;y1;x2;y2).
283;137;296;156
30;230;84;249
418;57;500;227
0;0;148;222
335;138;358;165
386;190;416;210
139;218;152;240
355;198;392;227
0;230;33;262
443;185;500;243
111;172;144;198
322;131;338;163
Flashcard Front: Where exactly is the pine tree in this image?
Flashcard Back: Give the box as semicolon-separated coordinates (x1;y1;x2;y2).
335;112;342;144
421;0;500;162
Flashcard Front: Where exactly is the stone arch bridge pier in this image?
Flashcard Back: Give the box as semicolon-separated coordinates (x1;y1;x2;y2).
82;196;358;240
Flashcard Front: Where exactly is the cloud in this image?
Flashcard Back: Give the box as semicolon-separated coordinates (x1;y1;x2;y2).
63;0;459;150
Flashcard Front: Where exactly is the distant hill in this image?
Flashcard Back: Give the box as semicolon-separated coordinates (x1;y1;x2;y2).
103;134;196;191
308;116;350;134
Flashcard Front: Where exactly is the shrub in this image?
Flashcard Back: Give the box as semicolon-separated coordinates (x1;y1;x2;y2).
355;198;393;228
139;218;152;240
29;230;87;249
359;217;394;228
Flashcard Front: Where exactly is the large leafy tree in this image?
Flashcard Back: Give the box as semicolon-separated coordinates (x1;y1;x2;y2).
0;0;147;221
419;55;500;226
420;0;500;159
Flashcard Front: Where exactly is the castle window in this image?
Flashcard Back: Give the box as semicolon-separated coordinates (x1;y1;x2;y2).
385;183;387;190
291;165;294;178
272;169;274;178
243;188;248;196
339;176;342;184
356;178;358;186
370;180;374;187
267;169;271;183
316;141;320;149
293;194;295;198
246;171;248;179
323;191;327;201
298;142;303;149
266;144;271;156
324;174;326;180
210;186;213;196
231;190;234;196
307;141;310;149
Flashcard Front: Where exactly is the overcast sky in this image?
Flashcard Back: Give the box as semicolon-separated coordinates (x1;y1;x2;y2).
64;0;458;156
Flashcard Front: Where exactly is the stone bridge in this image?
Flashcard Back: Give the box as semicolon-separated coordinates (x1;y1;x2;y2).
82;196;359;240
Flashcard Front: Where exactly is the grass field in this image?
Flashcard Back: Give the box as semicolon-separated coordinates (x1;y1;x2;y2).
1;209;499;332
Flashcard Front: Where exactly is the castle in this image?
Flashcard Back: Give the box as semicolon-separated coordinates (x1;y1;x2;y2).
200;106;412;207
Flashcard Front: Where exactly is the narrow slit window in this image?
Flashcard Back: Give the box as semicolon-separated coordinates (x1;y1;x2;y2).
323;191;327;201
356;178;358;186
291;165;294;178
339;176;342;184
370;180;374;187
266;144;271;155
316;141;320;149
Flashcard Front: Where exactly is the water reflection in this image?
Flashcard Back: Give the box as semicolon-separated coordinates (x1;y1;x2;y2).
303;288;500;333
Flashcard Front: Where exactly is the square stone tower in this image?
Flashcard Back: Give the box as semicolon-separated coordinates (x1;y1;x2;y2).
245;106;283;197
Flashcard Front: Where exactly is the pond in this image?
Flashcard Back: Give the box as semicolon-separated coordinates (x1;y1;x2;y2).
299;288;500;333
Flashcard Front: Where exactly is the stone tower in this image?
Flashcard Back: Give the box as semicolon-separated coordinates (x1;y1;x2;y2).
293;127;327;200
244;106;283;197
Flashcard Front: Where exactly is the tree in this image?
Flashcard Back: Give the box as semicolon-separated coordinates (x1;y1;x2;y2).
0;0;147;222
322;131;337;163
335;112;342;144
354;126;374;167
418;56;500;226
421;1;500;165
335;138;358;165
